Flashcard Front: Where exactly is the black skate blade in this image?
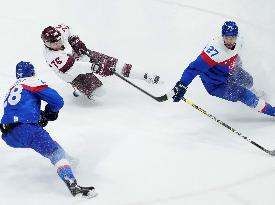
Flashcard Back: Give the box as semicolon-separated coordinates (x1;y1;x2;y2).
81;189;98;199
268;150;275;156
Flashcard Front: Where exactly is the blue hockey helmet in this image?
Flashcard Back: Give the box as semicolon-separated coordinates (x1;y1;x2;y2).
16;61;35;79
222;21;238;36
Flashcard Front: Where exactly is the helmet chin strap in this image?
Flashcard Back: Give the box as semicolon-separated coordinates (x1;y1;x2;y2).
45;44;65;51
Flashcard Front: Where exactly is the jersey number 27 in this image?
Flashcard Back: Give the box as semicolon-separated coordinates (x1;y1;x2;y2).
206;46;219;57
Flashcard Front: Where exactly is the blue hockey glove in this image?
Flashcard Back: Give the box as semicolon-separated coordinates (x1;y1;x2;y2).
172;81;187;102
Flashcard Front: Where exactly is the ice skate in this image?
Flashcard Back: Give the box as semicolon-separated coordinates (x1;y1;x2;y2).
73;90;80;97
65;179;98;199
144;73;160;84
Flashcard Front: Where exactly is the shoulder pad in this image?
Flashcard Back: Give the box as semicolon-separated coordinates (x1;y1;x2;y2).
15;77;48;92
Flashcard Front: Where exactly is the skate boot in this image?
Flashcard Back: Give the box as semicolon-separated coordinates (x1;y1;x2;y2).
73;91;80;97
257;100;275;117
144;73;160;84
65;179;98;198
261;104;275;116
121;64;132;77
73;90;80;97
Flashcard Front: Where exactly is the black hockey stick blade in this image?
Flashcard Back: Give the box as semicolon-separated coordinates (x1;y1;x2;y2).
113;71;170;102
155;90;175;102
154;94;168;102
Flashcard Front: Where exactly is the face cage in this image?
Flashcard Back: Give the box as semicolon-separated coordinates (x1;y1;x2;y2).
222;35;238;40
44;38;64;50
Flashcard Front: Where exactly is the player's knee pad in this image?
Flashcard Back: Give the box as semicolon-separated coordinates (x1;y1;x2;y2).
48;146;66;165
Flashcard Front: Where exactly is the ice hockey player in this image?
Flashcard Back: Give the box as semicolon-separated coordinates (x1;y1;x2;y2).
169;21;275;117
41;24;161;99
0;61;97;198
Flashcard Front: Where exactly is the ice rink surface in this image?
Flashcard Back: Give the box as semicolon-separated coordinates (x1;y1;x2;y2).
0;0;275;204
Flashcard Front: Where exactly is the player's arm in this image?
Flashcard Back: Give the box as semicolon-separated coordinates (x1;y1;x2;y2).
172;47;218;102
33;85;64;122
179;52;216;86
21;80;64;124
32;85;64;112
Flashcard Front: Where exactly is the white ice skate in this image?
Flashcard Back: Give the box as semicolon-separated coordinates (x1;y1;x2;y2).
143;73;160;84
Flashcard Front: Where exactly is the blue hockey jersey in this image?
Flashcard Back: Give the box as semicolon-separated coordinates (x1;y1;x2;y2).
180;36;242;87
1;77;64;124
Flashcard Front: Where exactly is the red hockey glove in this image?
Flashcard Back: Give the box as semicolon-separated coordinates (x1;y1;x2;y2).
68;35;88;55
89;51;118;77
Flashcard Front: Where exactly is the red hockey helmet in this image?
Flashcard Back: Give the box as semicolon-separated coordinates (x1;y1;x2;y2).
41;26;64;50
41;26;61;43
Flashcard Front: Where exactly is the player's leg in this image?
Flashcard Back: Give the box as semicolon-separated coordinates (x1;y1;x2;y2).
88;50;161;84
1;126;27;148
71;73;103;100
239;90;275;116
115;61;160;84
22;124;97;197
223;82;274;116
228;67;253;89
2;124;76;187
205;83;275;116
229;67;266;99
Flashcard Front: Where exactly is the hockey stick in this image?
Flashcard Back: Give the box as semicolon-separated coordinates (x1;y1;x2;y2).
85;49;274;155
158;92;275;156
112;71;167;102
109;71;275;155
84;50;166;102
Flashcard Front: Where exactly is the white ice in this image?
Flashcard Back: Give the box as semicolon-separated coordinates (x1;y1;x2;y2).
0;0;275;204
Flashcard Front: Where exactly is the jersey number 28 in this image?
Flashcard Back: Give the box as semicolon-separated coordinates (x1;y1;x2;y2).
4;85;23;107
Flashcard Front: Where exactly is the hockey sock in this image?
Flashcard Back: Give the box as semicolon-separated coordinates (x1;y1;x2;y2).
55;159;76;182
48;143;66;165
255;99;275;116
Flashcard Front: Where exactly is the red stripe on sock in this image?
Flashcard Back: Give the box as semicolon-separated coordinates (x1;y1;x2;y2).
260;102;268;113
57;165;70;173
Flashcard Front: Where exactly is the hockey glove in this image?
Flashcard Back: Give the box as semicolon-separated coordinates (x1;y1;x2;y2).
0;124;6;134
43;104;59;121
68;35;88;56
39;111;48;127
172;81;187;102
0;124;21;134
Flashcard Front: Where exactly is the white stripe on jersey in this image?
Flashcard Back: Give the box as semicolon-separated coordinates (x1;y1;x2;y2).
203;36;242;63
14;77;47;87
